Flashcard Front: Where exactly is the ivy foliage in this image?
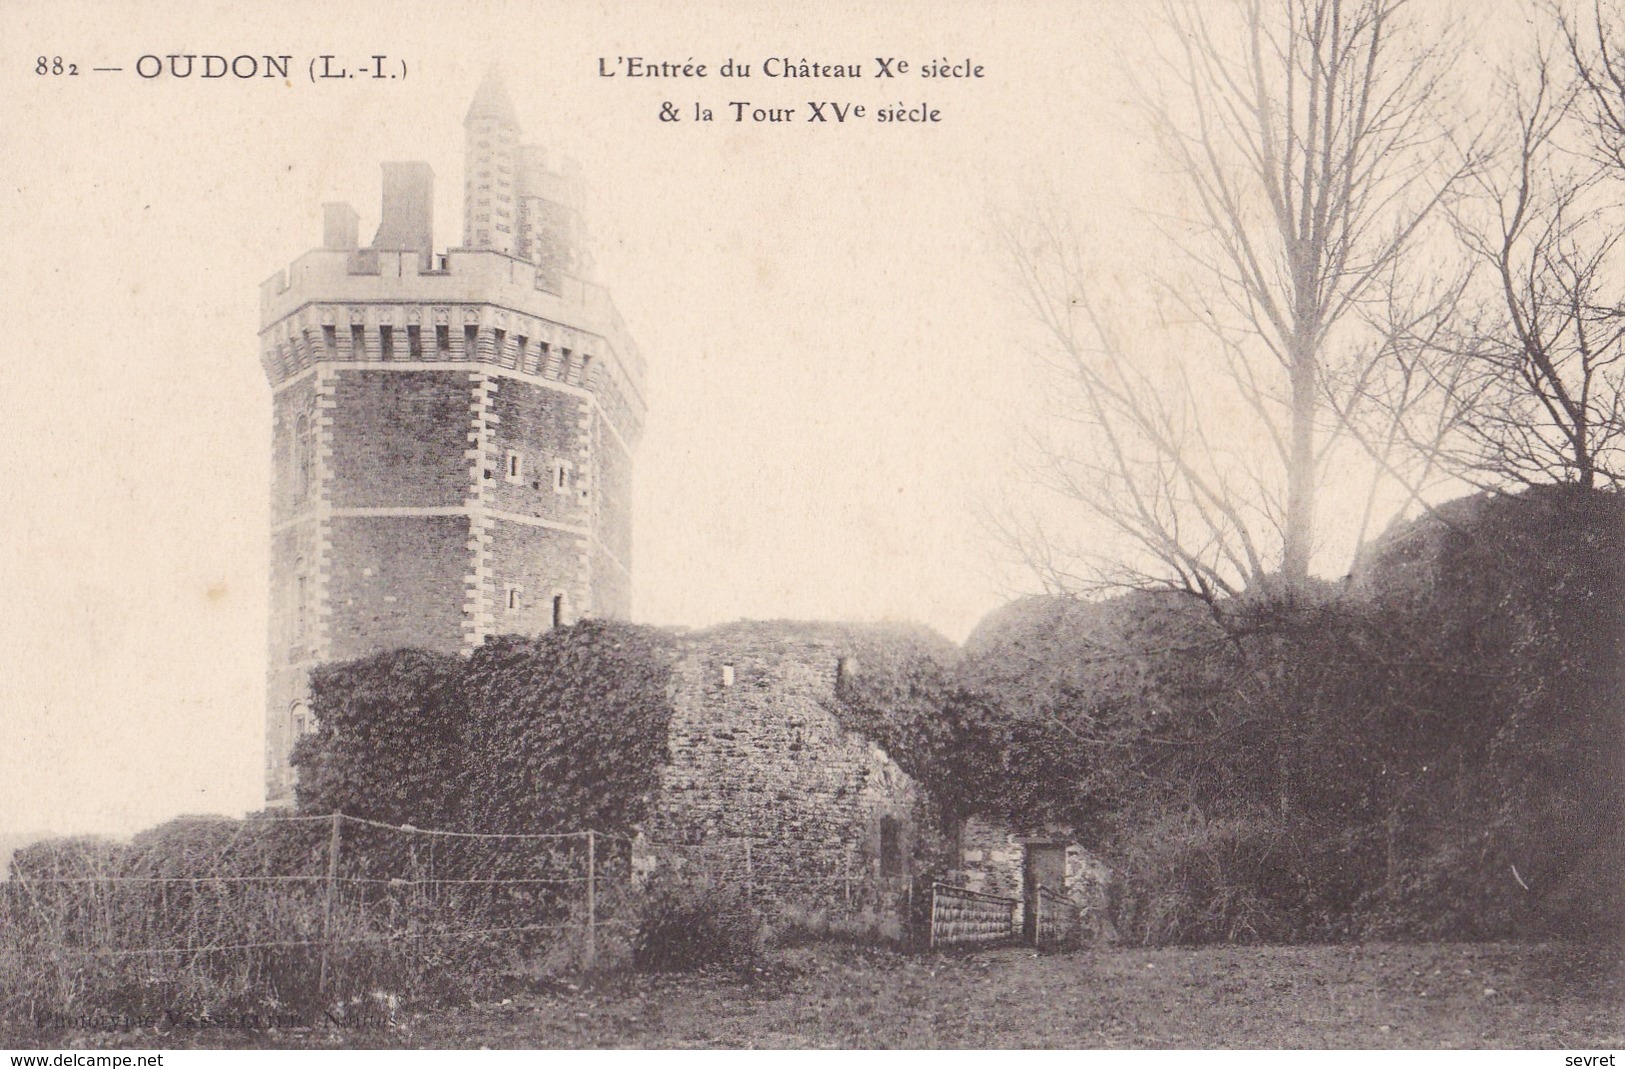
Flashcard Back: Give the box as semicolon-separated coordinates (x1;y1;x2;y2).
461;624;676;835
293;620;676;834
294;648;466;828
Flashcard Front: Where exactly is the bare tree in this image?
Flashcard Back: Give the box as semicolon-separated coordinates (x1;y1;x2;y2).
1003;206;1271;601
1325;19;1623;510
1560;0;1625;172
1439;16;1625;490
1003;0;1474;598
1454;156;1625;485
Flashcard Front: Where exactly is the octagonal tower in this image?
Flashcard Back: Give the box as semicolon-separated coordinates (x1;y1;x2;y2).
257;71;645;803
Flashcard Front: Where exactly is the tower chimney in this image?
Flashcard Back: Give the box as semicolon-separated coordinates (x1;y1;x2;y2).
371;161;435;258
322;202;359;249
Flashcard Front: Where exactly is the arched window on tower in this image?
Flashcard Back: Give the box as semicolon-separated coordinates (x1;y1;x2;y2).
290;700;313;740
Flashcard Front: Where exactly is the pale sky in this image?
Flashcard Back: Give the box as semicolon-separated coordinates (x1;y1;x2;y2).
1;0;1529;837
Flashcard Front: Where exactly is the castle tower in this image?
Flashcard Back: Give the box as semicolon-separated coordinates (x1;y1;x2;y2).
257;77;646;803
462;68;521;256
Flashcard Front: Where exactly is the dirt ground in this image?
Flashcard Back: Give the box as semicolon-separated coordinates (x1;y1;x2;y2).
16;940;1623;1049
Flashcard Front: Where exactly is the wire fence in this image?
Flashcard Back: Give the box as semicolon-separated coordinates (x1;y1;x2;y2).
0;813;633;1022
1;816;1095;1025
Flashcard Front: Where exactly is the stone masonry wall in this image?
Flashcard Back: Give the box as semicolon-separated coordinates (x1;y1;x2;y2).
326;370;471;508
645;622;940;893
484;519;589;634
325;515;471;661
484;376;593;525
270;376;318;522
592;412;634;581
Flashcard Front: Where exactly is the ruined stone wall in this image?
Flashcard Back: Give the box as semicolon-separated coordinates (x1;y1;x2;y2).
645;622;941;895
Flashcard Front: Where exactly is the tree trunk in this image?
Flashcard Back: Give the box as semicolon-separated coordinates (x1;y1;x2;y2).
1283;332;1319;585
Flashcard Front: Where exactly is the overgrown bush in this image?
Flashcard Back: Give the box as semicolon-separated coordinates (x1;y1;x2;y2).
294;621;676;838
625;869;759;972
294;649;466;828
959;486;1623;945
460;624;675;835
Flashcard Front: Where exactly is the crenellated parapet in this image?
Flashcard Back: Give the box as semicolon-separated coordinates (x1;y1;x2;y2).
259;247;645;448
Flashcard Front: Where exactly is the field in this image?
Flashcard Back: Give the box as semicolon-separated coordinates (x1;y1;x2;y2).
13;940;1622;1049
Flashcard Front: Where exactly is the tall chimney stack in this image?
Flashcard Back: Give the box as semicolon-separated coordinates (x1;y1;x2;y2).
371;161;434;259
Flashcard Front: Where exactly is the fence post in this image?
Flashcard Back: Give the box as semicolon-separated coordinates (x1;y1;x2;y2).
928;883;937;950
744;840;753;911
584;830;597;971
318;811;342;998
843;847;851;908
1033;884;1041;949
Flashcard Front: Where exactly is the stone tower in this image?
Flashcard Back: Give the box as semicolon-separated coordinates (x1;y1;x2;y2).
257;71;645;803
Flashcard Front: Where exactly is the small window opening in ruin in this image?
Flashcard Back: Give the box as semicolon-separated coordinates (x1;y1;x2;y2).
506;451;523;482
551;594;564;629
435;324;450;355
407;324;422;358
350;324;366;357
505;586;520;611
879;817;903;877
493;328;507;363
379;325;394;360
516;336;529;370
553;461;570;493
464;325;479;355
321;325;337;355
483;467;494;482
721;665;735;687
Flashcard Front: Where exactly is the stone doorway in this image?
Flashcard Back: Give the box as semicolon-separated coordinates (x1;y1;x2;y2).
1021;842;1067;943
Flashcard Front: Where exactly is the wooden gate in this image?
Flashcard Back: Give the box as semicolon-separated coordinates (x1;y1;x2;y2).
927;882;1020;949
1032;884;1084;950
